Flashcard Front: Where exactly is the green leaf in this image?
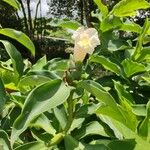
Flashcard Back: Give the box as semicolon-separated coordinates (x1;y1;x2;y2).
49;19;81;30
46;59;68;71
112;0;150;17
27;70;60;80
142;77;150;84
113;81;137;129
11;80;70;146
78;80;136;130
0;40;24;77
53;106;67;130
2;0;20;9
30;114;56;135
0;28;35;56
132;18;150;60
75;103;100;118
113;80;134;104
64;135;84;150
85;144;110;150
108;139;136;150
100;16;122;32
132;104;147;116
0;130;11;150
136;47;150;61
94;0;108;18
30;56;47;71
74;121;108;139
90;55;122;76
31;129;52;143
18;75;51;92
0;78;7;114
122;59;146;77
120;22;142;33
14;141;47;150
78;81;121;121
98;114;150;150
138;101;150;137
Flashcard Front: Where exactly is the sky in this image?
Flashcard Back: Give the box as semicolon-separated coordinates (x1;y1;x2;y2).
18;0;49;18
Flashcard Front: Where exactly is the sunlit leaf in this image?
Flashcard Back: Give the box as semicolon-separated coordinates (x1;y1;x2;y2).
2;0;20;10
0;130;11;150
14;141;47;150
94;0;108;18
122;59;146;77
90;55;122;76
11;80;70;146
112;0;150;17
0;78;7;114
0;29;35;56
0;40;24;77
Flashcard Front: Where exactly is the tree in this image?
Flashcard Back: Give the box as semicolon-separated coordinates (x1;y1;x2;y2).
0;1;22;30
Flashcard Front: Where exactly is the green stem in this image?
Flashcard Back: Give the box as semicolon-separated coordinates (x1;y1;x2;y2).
47;91;74;147
64;91;74;133
47;133;64;147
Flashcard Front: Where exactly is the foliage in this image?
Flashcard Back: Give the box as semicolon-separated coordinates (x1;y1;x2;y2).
0;0;150;150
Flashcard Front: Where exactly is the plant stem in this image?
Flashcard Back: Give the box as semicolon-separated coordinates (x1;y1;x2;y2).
47;91;74;147
64;91;74;134
47;133;64;147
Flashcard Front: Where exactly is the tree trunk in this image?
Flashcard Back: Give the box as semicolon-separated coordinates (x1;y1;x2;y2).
27;0;33;38
18;0;29;34
33;0;40;35
82;0;92;27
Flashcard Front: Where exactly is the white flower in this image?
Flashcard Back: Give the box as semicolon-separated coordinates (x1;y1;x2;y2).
72;27;100;62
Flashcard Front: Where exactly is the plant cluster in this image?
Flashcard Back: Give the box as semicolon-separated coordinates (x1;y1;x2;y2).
0;0;150;150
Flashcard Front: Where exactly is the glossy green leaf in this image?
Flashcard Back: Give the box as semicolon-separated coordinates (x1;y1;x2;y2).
53;106;67;130
142;77;150;84
108;139;136;150
100;16;122;32
113;81;134;104
120;22;142;33
30;56;47;71
0;78;7;114
136;47;150;61
27;70;60;80
94;0;108;18
132;18;150;60
11;80;70;146
74;121;108;139
0;130;11;150
85;144;110;150
112;0;150;17
78;80;136;130
90;55;122;76
132;104;147;116
98;115;150;150
0;40;24;77
30;114;56;135
18;75;51;92
113;81;137;129
0;28;35;56
2;0;20;9
138;101;150;137
64;135;84;150
14;141;47;150
31;129;52;143
69;118;85;133
75;103;100;118
46;59;68;71
122;59;146;77
49;19;81;30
